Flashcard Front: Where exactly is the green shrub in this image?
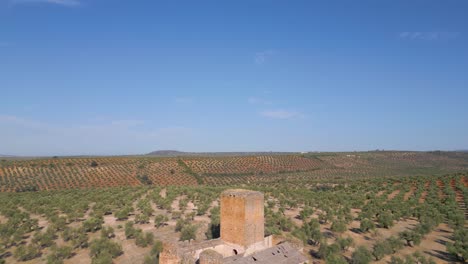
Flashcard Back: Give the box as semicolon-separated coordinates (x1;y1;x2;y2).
14;244;41;261
399;230;421;247
175;218;189;232
32;228;57;248
115;207;131;221
337;237;353;252
154;214;168;228
372;240;392;260
100;226;115;239
91;252;113;264
401;252;436;264
125;221;137;239
447;228;468;261
377;211;394;229
292;218;322;245
331;219;347;233
325;253;347;264
389;256;404;264
136;232;154;247
137;175;153;185
299;207;313;220
180;224;197;241
89;238;122;262
135;214;150;224
62;227;88;248
83;217;103;233
151;240;163;256
387;236;404;253
359;218;375;233
143;254;158;264
318;242;340;259
46;245;73;264
351;246;372;264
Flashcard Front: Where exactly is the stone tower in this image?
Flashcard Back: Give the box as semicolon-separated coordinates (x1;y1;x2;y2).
220;189;264;248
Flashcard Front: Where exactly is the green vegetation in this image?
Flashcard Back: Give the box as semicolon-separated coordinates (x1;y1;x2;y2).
351;246;373;264
89;237;123;264
177;159;204;184
180;224;197;241
14;244;41;261
143;240;163;264
0;154;466;263
447;228;468;262
1;151;466;191
46;245;73;264
137;175;153;185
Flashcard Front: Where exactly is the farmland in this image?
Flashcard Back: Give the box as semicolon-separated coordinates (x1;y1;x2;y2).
1;151;467;192
0;151;467;263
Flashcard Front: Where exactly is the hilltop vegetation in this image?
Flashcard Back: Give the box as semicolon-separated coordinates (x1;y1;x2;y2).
0;151;467;192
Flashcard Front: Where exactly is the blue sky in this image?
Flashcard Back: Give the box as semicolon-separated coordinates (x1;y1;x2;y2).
1;0;467;156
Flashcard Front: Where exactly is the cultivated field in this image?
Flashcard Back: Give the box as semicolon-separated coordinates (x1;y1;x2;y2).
1;151;468;192
0;151;467;263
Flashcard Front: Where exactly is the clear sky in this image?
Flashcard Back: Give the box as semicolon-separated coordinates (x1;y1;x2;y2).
1;0;467;156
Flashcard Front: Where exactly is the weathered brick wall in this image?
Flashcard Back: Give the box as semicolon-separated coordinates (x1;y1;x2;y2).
244;192;264;247
220;189;264;248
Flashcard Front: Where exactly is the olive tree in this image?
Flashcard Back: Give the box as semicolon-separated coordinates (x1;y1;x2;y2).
447;228;468;262
351;246;372;264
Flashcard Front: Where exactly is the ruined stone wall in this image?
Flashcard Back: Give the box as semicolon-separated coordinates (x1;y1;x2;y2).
220;189;264;248
159;242;181;264
199;249;223;264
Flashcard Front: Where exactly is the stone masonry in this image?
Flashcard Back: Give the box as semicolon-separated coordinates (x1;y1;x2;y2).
220;189;264;248
159;189;307;264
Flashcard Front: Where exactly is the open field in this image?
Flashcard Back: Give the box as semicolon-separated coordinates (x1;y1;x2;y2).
0;152;467;263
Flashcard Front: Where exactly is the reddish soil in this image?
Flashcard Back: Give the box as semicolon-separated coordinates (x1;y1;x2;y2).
419;181;431;203
436;180;445;199
376;190;385;197
388;190;401;200
404;185;416;201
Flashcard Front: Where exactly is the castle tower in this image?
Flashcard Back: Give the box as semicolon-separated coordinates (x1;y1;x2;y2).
220;189;264;248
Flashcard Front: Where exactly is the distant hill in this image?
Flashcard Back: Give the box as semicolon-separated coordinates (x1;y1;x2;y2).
145;150;298;157
0;154;15;158
146;150;187;156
